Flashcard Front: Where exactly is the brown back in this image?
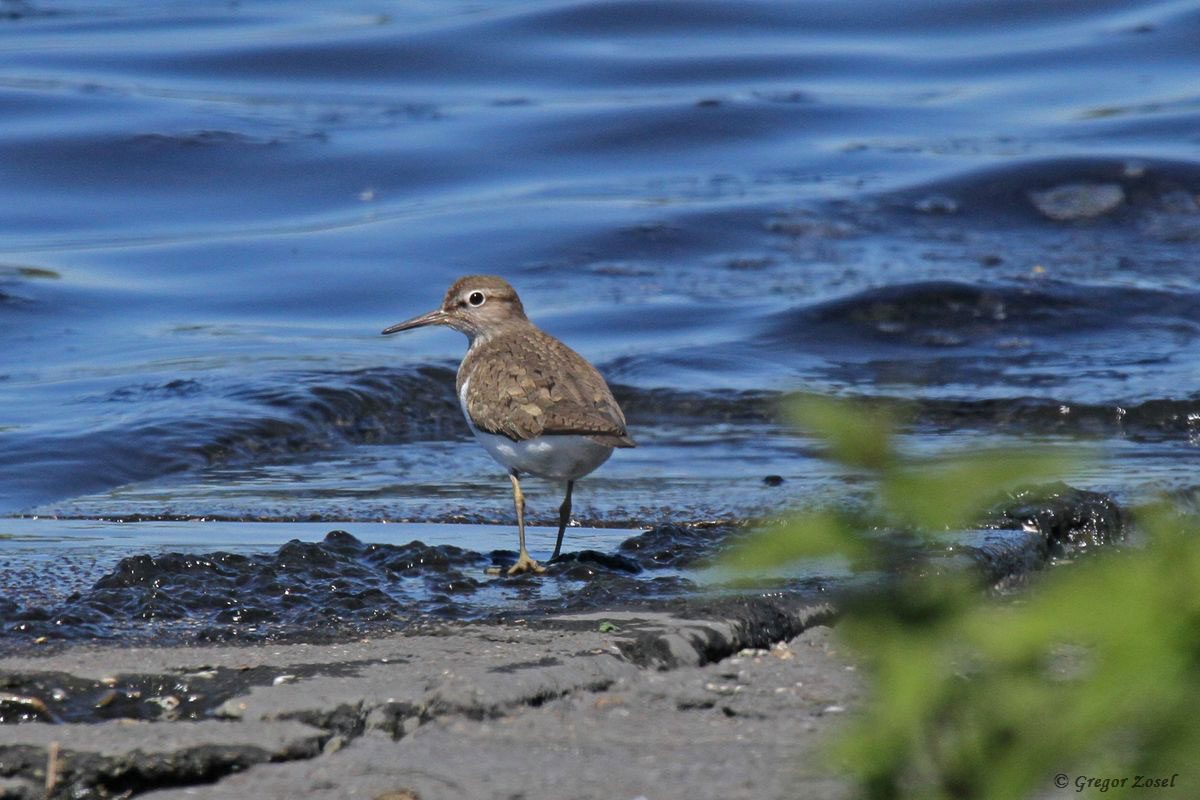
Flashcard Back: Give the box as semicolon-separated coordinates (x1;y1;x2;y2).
458;326;635;447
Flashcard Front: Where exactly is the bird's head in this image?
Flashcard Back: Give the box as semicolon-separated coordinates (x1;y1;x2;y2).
382;275;528;341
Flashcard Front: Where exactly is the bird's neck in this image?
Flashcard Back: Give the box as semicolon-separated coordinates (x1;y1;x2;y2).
464;317;538;352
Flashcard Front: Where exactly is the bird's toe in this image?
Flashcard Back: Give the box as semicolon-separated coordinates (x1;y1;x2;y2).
506;552;546;576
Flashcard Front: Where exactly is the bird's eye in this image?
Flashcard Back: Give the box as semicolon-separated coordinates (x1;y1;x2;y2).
468;291;486;307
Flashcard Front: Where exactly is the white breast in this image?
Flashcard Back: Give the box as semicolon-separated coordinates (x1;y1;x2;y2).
459;377;614;481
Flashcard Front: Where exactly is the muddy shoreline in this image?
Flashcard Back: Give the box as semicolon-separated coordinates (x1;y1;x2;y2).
0;484;1130;798
3;483;1121;651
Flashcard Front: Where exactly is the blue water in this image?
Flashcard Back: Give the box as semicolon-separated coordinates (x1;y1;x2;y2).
2;1;1199;552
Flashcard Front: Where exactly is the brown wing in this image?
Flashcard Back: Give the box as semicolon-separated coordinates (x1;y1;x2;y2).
460;328;635;447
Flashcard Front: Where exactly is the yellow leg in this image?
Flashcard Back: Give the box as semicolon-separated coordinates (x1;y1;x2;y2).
506;471;544;576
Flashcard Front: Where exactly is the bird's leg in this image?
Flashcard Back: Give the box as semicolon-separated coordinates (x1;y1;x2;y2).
551;480;574;561
506;470;545;576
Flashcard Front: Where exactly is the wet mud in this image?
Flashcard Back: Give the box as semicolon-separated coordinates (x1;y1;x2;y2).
0;527;710;649
2;484;1128;655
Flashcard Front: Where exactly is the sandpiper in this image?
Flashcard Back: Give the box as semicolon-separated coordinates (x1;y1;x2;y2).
382;275;635;576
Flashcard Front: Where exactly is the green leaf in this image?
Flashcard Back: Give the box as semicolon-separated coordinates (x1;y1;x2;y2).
883;448;1084;532
788;394;900;470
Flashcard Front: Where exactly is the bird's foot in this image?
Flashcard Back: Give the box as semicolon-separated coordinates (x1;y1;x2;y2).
509;551;546;575
487;551;546;577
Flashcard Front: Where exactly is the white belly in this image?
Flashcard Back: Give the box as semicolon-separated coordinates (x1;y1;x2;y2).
459;378;613;481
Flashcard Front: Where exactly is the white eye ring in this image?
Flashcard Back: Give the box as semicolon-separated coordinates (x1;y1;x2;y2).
467;291;486;307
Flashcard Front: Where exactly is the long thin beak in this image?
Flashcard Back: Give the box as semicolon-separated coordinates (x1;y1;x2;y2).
381;308;448;335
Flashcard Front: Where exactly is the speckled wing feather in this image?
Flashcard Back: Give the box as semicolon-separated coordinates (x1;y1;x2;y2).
459;327;635;447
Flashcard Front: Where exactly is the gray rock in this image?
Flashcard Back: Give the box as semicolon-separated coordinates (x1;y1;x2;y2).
1028;182;1125;220
0;720;325;799
0;776;38;800
0;602;848;799
139;627;857;800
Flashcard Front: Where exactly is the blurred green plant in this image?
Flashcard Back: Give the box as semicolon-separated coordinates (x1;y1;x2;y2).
729;394;1200;799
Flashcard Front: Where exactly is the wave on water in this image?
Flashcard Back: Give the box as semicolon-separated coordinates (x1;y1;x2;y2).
764;279;1200;351
0;367;458;511
207;366;465;458
8;353;1200;518
756;276;1200;405
880;156;1200;230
